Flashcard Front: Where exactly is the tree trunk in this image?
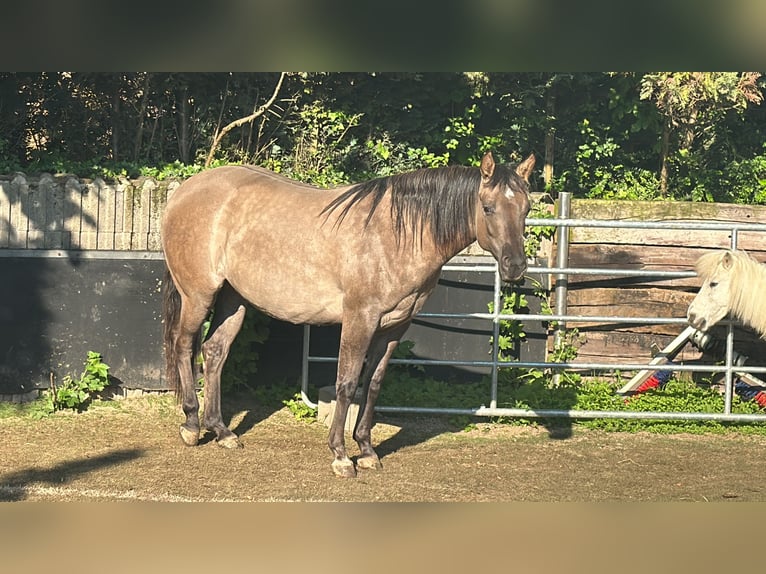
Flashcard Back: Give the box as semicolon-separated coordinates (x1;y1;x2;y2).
177;85;190;164
111;77;120;161
659;120;670;197
133;73;151;162
544;91;555;189
205;72;285;168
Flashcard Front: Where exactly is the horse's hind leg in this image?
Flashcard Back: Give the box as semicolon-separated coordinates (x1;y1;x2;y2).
174;295;214;447
201;284;247;449
353;322;410;471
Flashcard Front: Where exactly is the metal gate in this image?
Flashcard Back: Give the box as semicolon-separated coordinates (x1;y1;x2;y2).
301;192;766;423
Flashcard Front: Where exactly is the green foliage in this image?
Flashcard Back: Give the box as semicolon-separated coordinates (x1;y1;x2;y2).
525;201;556;259
274;100;363;186
137;161;214;181
219;308;271;393
489;289;529;361
283;392;318;422
575;378;766;434
443;103;504;166
378;367;766;435
571;118;663;200
53;351;111;411
0;395;56;420
4;72;766;206
195;307;271;394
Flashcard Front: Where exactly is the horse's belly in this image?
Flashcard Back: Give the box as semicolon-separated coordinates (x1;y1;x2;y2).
235;281;344;325
265;298;344;325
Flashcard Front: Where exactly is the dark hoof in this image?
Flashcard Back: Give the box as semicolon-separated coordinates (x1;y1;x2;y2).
331;459;357;478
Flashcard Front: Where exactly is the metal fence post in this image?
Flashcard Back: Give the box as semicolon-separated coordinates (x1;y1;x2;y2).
552;192;571;386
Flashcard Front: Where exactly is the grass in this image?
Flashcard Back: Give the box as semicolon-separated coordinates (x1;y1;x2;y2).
3;373;766;436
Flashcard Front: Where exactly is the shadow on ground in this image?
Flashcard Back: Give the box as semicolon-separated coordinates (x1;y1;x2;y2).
0;448;144;501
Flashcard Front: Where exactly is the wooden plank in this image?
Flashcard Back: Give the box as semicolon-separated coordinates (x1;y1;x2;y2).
567;286;694;309
569;226;766;251
0;179;22;247
42;175;66;249
566;199;766;250
569;330;705;366
133;179;153;250
112;180;129;250
97;178;117;249
564;244;766;289
79;179;101;249
23;176;47;247
562;320;766;367
147;179;164;251
562;287;693;333
571;198;766;222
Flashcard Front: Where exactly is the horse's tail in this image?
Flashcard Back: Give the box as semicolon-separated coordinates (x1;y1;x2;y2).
162;267;186;401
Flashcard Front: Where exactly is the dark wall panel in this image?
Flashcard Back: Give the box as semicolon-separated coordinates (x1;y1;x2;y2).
0;254;165;394
1;253;547;395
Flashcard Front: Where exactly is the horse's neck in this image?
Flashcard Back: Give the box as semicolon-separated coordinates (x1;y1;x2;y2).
733;257;766;338
426;223;478;267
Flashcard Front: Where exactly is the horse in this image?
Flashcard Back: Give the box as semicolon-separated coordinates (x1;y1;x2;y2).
161;151;535;477
687;249;766;338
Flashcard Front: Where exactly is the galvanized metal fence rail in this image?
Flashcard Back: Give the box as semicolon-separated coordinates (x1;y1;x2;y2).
301;192;766;423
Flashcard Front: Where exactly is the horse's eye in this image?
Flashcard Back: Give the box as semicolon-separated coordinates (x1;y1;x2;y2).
709;281;718;288
483;204;495;215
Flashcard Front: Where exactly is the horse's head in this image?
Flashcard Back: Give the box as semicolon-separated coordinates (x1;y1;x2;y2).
687;250;736;332
475;152;534;284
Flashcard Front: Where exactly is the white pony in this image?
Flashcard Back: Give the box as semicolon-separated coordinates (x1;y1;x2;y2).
687;249;766;338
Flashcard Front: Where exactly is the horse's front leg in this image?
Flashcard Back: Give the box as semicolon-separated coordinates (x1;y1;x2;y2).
353;323;410;471
328;316;377;478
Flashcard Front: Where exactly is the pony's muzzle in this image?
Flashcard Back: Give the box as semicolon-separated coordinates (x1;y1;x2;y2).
687;311;707;332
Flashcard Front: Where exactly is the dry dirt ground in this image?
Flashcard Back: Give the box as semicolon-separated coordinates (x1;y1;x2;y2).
1;392;766;502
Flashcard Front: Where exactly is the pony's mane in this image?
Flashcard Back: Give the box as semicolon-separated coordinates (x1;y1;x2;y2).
697;249;766;337
320;162;525;253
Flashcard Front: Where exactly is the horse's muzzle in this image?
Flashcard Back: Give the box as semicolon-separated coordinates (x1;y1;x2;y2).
500;258;527;284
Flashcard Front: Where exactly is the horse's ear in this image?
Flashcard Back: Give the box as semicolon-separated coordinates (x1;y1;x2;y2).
722;251;734;269
480;152;495;183
515;153;536;181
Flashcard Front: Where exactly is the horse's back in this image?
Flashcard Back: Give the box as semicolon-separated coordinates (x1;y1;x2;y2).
161;163;451;327
161;165;352;320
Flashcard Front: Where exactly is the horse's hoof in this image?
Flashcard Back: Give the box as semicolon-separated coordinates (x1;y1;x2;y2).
356;455;382;471
331;459;357;478
179;425;199;446
217;434;243;449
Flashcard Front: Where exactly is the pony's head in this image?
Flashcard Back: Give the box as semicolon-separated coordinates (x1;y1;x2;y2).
687;250;739;332
475;152;534;284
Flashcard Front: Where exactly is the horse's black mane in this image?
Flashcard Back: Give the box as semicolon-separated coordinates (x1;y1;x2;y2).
321;163;522;251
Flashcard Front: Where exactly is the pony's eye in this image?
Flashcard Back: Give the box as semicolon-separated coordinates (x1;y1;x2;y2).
709;281;718;288
483;204;495;215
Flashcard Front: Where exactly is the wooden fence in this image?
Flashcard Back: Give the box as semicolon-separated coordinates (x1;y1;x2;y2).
559;199;766;370
0;173;179;251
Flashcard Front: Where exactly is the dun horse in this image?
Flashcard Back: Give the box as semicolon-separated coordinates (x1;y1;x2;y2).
687;249;766;338
161;151;534;477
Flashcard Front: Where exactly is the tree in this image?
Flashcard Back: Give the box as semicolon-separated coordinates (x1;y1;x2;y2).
204;72;286;168
639;72;763;196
